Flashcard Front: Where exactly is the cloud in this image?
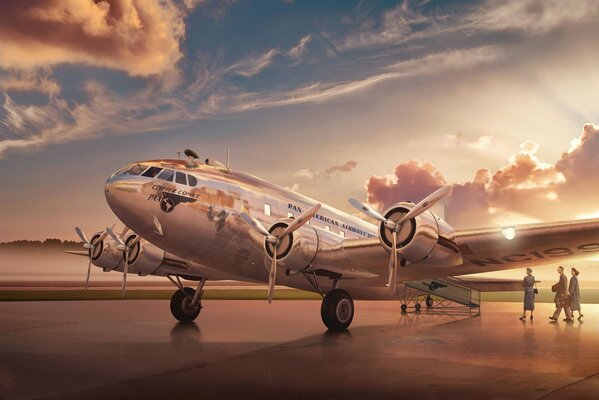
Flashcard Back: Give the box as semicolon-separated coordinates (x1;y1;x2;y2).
227;49;279;77
288;34;312;60
294;161;358;181
364;124;599;229
322;160;358;177
341;0;431;50
294;168;315;180
0;82;187;157
211;46;501;113
0;0;185;77
467;0;599;36
0;70;60;96
442;133;496;150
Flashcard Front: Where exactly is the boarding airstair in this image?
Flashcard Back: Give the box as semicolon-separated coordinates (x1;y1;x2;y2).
399;277;481;315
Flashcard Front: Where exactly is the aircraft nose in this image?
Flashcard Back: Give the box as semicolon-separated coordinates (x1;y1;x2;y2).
104;174;120;211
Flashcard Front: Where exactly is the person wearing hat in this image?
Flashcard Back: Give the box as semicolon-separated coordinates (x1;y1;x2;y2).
520;267;536;320
550;266;573;322
569;268;583;320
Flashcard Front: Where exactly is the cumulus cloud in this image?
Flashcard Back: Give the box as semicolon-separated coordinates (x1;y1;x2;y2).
364;124;599;229
0;0;185;77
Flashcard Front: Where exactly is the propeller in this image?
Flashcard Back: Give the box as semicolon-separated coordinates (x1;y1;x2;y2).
349;186;450;292
75;224;114;290
240;203;321;303
107;226;142;298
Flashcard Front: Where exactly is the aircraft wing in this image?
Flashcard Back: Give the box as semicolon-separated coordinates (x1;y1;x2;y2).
327;218;599;282
451;218;599;277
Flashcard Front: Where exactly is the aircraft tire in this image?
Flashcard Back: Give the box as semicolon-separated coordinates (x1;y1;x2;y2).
170;288;202;323
426;296;434;308
321;289;354;330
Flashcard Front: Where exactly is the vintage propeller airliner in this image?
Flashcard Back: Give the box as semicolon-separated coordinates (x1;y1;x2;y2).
71;149;599;330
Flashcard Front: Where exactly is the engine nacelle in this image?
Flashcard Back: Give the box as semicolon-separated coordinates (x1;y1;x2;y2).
89;232;123;271
265;219;319;271
118;234;165;276
379;202;461;266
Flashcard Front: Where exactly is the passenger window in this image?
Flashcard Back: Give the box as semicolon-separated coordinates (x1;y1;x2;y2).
188;175;197;186
175;172;187;185
339;230;345;238
142;167;162;178
127;164;146;175
157;169;175;182
287;212;294;218
264;204;271;216
324;226;330;231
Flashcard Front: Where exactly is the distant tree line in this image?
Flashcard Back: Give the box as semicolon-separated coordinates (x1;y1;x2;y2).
0;239;83;250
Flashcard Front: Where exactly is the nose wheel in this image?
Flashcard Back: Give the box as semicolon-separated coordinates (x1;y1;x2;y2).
321;289;354;330
170;287;202;323
167;276;206;323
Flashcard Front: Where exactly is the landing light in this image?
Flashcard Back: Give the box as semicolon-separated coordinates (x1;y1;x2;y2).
501;226;516;240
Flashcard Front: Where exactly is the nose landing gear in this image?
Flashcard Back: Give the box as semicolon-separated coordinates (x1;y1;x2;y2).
167;276;206;323
321;288;354;330
170;287;202;323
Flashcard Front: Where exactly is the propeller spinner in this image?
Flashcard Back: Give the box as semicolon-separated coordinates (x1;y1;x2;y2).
349;186;450;292
240;203;321;303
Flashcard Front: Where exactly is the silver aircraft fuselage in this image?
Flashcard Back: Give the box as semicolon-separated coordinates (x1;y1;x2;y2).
105;159;407;297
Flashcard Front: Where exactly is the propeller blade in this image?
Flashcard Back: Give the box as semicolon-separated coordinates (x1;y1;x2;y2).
267;246;277;303
106;226;126;249
388;230;398;291
120;225;130;237
96;223;115;242
348;198;386;223
121;247;129;299
75;227;90;244
397;186;450;225
240;212;271;237
85;256;92;290
280;203;321;237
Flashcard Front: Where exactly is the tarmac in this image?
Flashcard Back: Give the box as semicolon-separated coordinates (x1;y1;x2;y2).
1;300;598;400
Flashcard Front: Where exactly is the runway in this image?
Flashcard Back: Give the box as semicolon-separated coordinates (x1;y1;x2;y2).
1;300;598;400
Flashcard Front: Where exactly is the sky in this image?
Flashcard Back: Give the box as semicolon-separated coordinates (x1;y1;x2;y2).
2;0;599;243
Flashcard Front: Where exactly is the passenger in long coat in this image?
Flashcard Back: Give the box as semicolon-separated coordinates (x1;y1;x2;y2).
569;268;583;320
519;268;536;320
550;266;573;322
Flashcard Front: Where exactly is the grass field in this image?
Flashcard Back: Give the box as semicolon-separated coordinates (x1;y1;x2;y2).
2;288;599;303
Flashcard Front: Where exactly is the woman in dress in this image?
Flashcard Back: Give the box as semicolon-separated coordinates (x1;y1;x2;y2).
569;268;583;320
520;267;536;320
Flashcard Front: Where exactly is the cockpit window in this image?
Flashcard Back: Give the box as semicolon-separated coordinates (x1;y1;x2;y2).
157;169;175;182
142;167;162;178
188;175;198;186
126;164;145;175
175;172;187;185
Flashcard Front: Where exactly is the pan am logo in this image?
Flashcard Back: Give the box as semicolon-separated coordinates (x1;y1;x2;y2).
148;191;197;213
160;198;176;213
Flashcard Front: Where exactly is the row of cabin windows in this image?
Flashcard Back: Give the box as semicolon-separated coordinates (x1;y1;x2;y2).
265;203;345;237
126;164;198;186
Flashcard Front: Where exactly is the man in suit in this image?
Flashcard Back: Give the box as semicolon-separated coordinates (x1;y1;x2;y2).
550;266;573;322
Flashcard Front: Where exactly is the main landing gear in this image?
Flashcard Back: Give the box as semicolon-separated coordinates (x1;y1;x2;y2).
167;276;206;323
321;289;354;330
